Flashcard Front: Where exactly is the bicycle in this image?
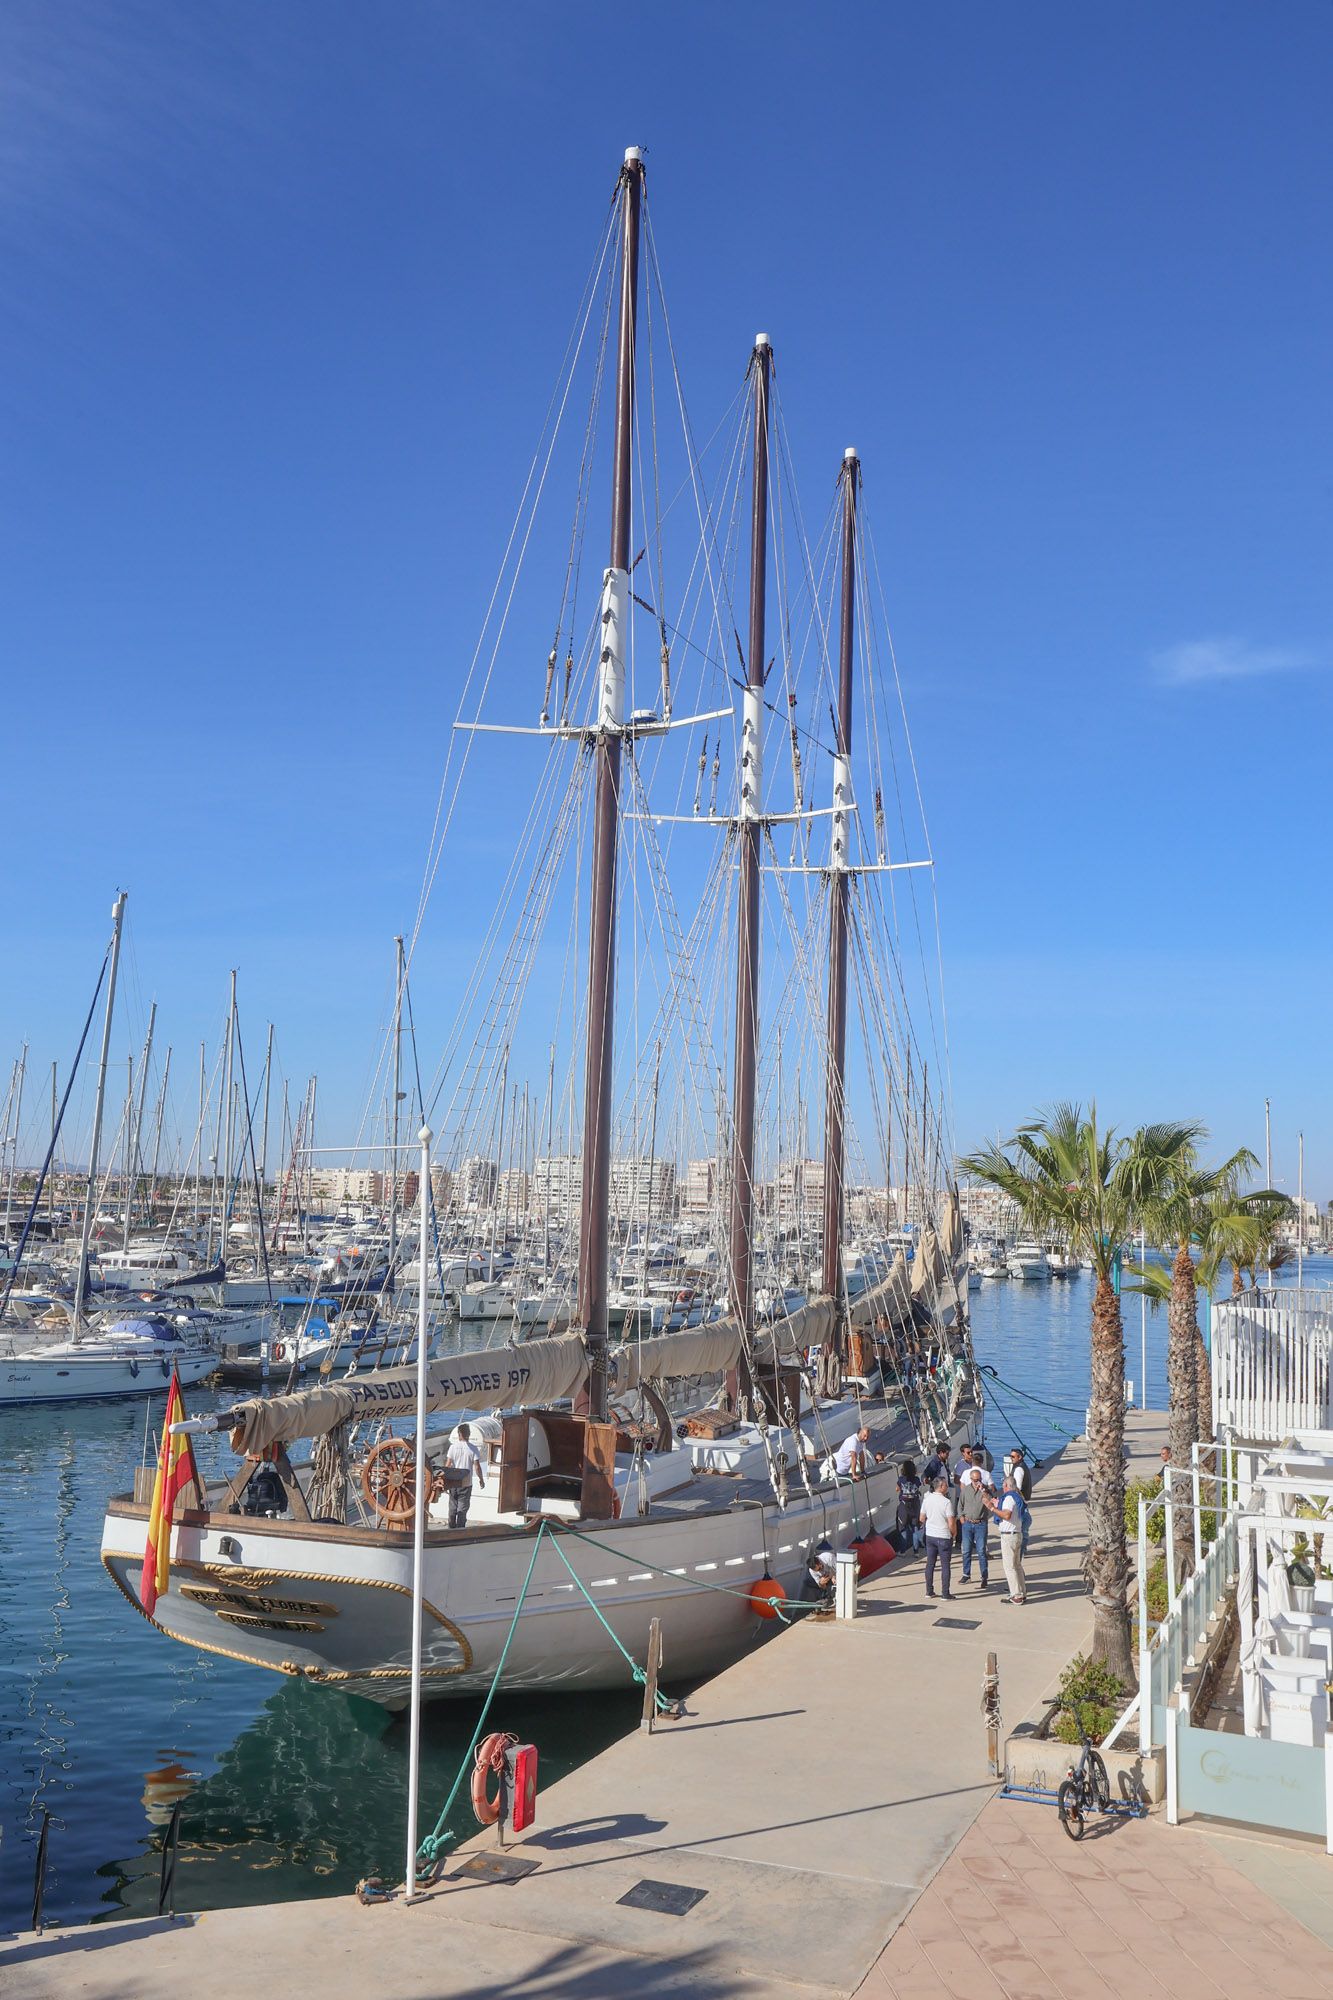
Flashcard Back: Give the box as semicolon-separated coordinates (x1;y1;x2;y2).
1055;1699;1110;1840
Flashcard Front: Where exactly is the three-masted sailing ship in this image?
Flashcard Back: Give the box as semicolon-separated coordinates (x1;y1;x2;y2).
101;150;979;1703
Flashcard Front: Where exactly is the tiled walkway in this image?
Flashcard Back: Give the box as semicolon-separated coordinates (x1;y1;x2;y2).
858;1792;1333;2000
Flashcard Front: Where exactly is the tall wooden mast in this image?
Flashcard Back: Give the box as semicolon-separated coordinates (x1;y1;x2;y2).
821;448;859;1301
727;335;772;1337
578;147;643;1423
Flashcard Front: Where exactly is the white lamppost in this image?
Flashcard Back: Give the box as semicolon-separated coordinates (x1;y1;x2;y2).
404;1122;432;1902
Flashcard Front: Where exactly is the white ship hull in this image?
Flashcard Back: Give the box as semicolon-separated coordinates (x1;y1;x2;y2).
100;1397;972;1705
101;1456;898;1704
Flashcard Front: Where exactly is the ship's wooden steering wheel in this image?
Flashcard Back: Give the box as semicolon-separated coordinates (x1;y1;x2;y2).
361;1437;423;1526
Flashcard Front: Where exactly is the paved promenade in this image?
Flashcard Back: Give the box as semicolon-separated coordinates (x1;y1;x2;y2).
862;1791;1333;1998
8;1409;1328;1998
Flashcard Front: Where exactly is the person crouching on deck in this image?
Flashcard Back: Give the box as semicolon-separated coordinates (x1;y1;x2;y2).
444;1422;486;1528
833;1426;884;1481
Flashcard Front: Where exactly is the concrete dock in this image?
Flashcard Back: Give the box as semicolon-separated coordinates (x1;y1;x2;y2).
7;1410;1332;1997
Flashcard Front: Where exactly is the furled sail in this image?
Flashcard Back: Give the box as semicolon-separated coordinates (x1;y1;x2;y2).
849;1250;913;1331
225;1332;591;1454
608;1309;810;1391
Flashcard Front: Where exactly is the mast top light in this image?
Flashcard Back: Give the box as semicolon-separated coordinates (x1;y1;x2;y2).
754;332;771;351
844;446;858;462
624;146;643;166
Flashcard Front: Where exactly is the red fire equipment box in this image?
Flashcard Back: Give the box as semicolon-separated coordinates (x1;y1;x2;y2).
504;1742;538;1832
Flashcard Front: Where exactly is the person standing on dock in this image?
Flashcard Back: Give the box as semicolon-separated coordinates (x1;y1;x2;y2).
1007;1447;1033;1554
919;1477;956;1600
444;1422;486;1529
895;1457;924;1551
989;1475;1027;1604
957;1466;991;1588
954;1442;994;1494
922;1440;952;1489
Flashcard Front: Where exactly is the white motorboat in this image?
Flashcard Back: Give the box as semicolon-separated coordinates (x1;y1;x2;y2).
1006;1242;1050;1281
455;1281;569;1333
1046;1249;1080;1277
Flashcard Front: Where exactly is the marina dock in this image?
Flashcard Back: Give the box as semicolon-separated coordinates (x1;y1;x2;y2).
14;1409;1327;1998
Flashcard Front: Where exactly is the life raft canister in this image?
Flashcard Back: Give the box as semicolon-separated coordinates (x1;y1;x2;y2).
506;1742;539;1833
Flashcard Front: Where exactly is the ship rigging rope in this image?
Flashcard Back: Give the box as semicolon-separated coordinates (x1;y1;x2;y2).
343;193;621;1178
417;1522;551;1865
977;1363;1087;1420
970;1371;1046;1463
0;943;109;1315
861;511;954;1146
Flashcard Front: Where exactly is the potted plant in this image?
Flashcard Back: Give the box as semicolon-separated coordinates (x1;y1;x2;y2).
1287;1536;1317;1612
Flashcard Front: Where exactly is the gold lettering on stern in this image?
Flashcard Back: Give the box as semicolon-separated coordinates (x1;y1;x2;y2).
215;1610;327;1634
180;1584;339;1617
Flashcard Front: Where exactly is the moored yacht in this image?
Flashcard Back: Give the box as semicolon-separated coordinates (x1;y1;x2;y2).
1006;1241;1050;1281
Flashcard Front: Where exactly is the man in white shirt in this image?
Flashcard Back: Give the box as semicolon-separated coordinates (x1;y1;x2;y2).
833;1426;883;1480
444;1422;486;1529
954;1442;995;1492
1007;1448;1033;1553
986;1475;1027;1603
918;1478;956;1601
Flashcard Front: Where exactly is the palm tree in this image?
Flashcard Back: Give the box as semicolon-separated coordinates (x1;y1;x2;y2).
961;1103;1177;1683
1135;1137;1258;1468
1191;1193;1264;1439
1242;1191;1296;1289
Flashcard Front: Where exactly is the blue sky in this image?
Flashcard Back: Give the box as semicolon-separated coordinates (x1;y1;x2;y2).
2;3;1330;1197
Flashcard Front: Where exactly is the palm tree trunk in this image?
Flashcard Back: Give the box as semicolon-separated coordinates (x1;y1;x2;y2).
1087;1275;1134;1682
1167;1240;1198;1470
1194;1301;1213;1446
1231;1262;1244;1296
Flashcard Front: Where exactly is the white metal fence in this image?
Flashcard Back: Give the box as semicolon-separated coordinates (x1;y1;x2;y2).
1144;1504;1237;1749
1212;1285;1333;1440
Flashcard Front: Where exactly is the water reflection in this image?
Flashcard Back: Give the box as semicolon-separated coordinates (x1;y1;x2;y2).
98;1677;643;1919
0;1269;1189;1929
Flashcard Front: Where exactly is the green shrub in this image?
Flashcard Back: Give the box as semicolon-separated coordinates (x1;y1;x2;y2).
1053;1652;1125;1747
1124;1477;1165;1543
1144;1557;1169;1622
1123;1476;1218;1549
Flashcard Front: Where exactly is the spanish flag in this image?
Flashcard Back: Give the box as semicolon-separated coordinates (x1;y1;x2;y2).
139;1372;202;1618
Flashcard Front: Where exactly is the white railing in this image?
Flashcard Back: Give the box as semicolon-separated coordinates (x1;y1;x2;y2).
1136;1459;1238;1754
1213;1285;1333;1441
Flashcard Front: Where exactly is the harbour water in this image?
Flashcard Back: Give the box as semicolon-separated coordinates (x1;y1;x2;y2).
0;1261;1289;1931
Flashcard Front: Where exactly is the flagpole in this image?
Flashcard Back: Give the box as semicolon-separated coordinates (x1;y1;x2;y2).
405;1122;431;1904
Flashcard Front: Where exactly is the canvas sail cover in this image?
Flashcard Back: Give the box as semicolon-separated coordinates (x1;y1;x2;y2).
610;1319;743;1389
849;1250;913;1331
226;1297;832;1454
608;1308;812;1391
225;1332;591;1453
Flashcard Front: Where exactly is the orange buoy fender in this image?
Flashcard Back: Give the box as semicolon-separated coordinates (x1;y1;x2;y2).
471;1731;517;1826
748;1575;787;1621
853;1532;895;1580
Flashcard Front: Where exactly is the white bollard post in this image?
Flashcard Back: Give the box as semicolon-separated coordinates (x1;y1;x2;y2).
404;1122;432;1904
834;1551;858;1620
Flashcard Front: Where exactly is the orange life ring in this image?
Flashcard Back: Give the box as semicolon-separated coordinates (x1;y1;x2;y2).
471;1731;517;1826
273;1342;287;1362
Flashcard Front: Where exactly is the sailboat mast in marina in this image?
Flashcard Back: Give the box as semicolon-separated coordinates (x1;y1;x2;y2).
822;450;859;1311
727;334;771;1376
579;147;642;1426
97;151;978;1704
